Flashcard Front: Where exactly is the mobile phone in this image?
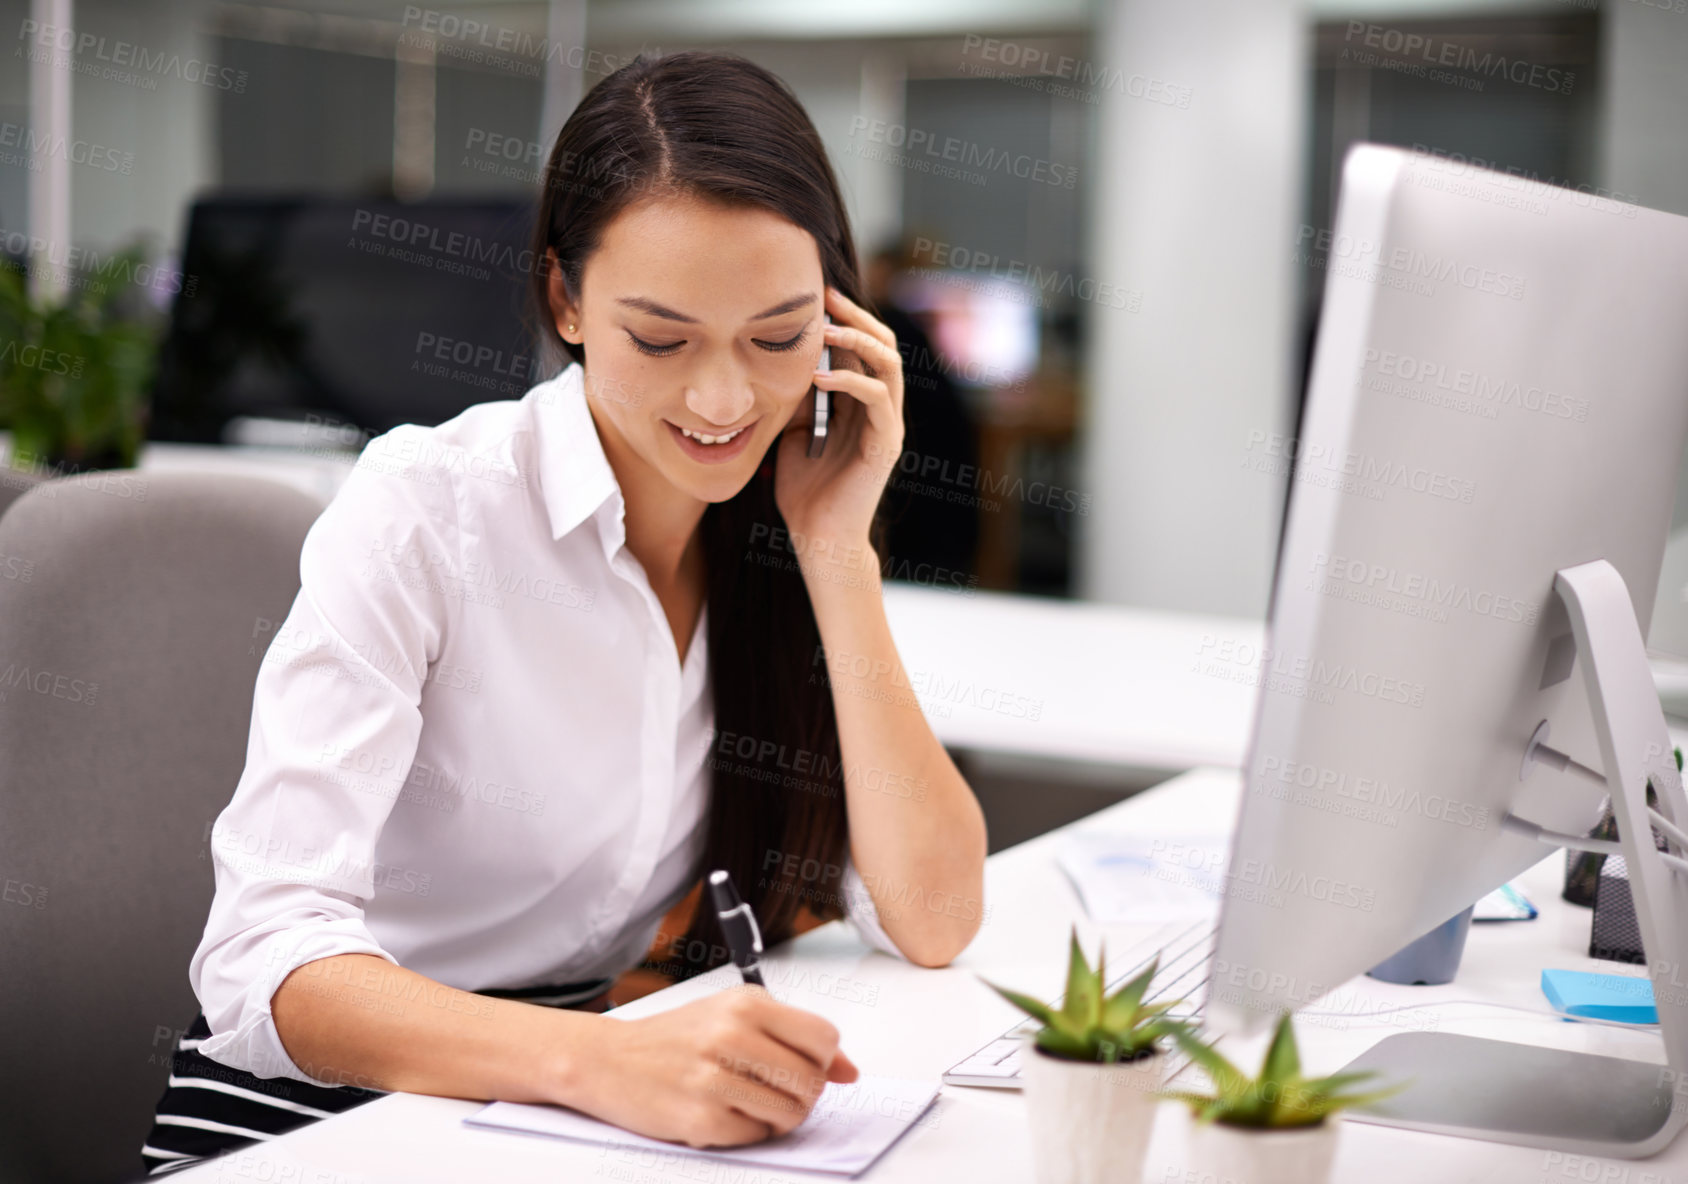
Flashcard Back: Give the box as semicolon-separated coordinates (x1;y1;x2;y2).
807;313;832;458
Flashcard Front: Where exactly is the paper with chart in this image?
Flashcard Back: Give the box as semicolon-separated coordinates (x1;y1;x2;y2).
1056;830;1231;925
464;1075;940;1177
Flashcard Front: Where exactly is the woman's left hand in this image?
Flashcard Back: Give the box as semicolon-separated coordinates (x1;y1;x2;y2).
774;285;904;551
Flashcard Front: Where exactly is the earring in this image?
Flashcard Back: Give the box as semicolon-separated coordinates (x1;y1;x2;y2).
567;323;576;334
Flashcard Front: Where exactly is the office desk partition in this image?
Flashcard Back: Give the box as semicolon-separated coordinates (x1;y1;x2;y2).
166;767;1688;1183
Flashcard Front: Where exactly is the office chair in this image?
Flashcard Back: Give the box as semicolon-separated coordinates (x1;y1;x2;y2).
0;471;326;1183
0;467;45;520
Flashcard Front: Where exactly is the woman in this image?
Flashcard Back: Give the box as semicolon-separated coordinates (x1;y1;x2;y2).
140;49;987;1176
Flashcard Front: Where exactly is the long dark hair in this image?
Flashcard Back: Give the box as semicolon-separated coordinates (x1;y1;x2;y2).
528;51;883;977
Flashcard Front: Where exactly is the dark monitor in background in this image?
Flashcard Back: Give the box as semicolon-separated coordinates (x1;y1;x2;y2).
148;196;546;447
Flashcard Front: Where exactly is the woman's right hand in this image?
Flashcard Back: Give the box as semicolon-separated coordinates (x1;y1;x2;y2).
558;986;859;1148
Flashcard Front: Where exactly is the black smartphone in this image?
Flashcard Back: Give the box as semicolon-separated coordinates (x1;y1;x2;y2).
807;313;832;458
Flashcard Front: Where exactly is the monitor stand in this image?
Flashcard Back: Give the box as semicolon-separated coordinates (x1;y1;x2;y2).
1338;559;1688;1158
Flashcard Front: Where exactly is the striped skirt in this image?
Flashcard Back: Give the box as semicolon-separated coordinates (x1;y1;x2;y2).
140;978;615;1177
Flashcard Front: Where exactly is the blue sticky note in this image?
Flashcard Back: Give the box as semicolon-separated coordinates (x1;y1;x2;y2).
1540;969;1657;1024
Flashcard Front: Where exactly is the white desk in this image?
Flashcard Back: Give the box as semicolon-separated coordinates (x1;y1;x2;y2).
879;586;1263;771
168;767;1686;1183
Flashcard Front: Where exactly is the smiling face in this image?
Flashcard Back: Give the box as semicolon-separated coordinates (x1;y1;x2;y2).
549;193;827;506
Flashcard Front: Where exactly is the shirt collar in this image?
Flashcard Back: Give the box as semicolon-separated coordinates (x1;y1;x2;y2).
527;362;625;555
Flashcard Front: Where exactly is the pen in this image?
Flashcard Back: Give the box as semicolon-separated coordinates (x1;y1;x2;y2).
708;869;765;987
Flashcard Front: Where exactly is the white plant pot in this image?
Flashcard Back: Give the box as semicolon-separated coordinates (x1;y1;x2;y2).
1019;1033;1165;1184
1184;1114;1341;1184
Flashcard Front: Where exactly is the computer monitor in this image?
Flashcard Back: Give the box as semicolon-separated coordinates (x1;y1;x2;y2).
1207;143;1688;1156
147;196;544;447
889;267;1039;390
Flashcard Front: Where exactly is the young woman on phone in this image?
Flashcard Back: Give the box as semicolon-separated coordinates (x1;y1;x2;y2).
140;49;987;1176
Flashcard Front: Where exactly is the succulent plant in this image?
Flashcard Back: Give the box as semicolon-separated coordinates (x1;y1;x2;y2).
1167;1012;1404;1128
980;926;1190;1062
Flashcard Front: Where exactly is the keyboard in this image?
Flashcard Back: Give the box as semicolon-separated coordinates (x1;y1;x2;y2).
943;918;1216;1089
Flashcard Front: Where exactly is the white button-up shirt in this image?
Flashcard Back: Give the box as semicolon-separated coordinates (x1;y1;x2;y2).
191;361;901;1085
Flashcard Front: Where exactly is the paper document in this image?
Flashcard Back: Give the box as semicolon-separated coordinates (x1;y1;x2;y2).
1056;831;1231;925
464;1075;940;1177
1473;881;1537;921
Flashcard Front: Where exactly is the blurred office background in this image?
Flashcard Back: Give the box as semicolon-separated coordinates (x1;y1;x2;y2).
2;0;1686;839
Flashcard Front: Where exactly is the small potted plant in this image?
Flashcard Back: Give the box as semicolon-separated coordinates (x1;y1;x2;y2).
981;928;1189;1184
1166;1012;1403;1184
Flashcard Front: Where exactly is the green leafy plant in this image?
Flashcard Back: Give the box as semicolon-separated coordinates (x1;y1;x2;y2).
0;247;160;472
979;927;1190;1063
1167;1013;1404;1128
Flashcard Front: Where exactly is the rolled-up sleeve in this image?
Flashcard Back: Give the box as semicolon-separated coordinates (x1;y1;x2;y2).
839;855;908;961
190;428;457;1084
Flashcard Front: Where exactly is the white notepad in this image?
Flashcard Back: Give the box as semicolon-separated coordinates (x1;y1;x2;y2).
464;1075;940;1177
1056;830;1230;925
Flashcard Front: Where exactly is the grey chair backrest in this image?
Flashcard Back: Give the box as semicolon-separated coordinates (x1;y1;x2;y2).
0;470;326;1184
0;466;46;521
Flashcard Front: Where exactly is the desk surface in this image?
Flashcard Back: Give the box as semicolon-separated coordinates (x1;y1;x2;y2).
170;767;1685;1184
880;585;1264;770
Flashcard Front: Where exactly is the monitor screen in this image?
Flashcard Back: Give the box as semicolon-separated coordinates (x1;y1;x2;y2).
149;196;549;445
889;267;1039;390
